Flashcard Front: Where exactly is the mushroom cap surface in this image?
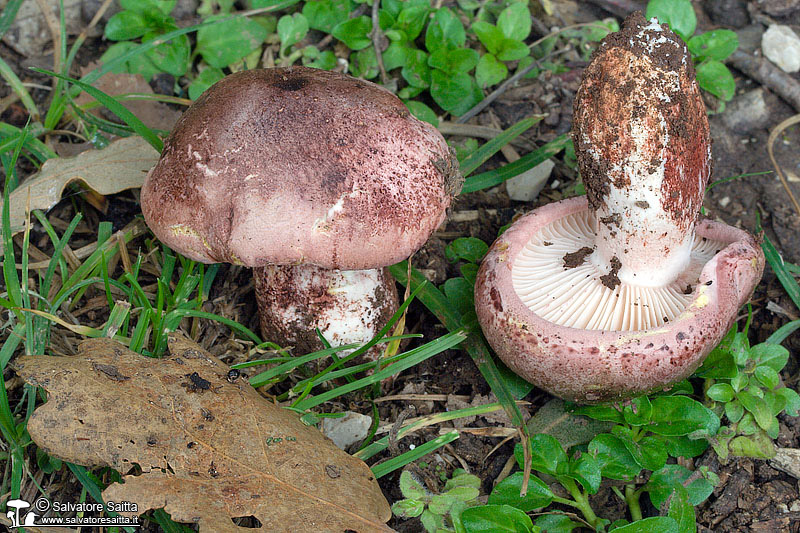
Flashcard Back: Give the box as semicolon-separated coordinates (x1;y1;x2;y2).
141;67;460;270
474;197;765;403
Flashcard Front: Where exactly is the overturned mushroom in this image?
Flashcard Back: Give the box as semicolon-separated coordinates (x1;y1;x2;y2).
142;67;460;356
475;13;764;403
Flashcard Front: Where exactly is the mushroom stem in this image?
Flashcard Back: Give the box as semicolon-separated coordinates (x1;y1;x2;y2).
573;14;711;290
254;264;399;358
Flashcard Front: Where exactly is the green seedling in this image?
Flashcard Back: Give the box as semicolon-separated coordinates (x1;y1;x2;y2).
697;321;800;461
392;469;482;532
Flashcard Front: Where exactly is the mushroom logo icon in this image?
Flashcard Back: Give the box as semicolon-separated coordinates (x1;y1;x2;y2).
5;498;36;528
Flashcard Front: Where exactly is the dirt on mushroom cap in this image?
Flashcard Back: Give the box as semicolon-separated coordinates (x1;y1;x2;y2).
141;67;462;270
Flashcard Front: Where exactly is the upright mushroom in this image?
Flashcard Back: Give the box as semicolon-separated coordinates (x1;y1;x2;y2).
474;13;764;403
142;67;460;356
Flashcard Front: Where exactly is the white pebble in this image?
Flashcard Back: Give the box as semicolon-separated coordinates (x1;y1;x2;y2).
762;25;800;73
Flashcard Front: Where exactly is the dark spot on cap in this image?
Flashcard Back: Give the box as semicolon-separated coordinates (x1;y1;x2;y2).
271;75;309;91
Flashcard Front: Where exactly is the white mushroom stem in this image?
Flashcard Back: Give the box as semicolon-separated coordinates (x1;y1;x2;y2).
254;264;398;358
589;156;697;288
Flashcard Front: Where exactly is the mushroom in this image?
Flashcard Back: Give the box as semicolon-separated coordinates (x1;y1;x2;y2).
474;13;765;403
142;67;460;357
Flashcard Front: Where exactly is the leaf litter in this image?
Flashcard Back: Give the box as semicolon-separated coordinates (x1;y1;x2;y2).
15;333;392;532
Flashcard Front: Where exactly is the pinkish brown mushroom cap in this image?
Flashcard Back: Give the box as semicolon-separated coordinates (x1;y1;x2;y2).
474;14;765;403
141;67;460;270
475;197;764;403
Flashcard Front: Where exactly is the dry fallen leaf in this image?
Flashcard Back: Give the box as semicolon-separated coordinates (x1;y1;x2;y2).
0;136;157;254
15;334;392;533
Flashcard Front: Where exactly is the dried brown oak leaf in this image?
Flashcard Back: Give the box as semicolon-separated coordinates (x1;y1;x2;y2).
15;334;392;533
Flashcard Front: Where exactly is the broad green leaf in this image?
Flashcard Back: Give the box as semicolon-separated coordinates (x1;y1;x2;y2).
446;237;488;263
610;517;679;533
569;403;624;424
460;504;535;532
143;31;190;77
121;0;174;15
730;432;776;459
196;15;268;68
588;433;641;481
695;60;735;101
725;399;745;423
443;277;475;318
188;67;225;100
397;4;429;40
304;49;337;70
429;493;456;515
496;39;530;61
421;509;444;532
688;29;738;60
99;42;160;81
302;0;350;32
645;0;697;41
445;470;482;491
778;387;800;416
332;16;372;50
476;53;507;88
658;435;708;458
646;396;720;437
472;21;505;56
535;514;580;533
399;470;427;499
646;464;715;508
402;48;431;88
613;426;666;472
425;7;466;52
105;11;150;41
695;344;737;379
564;453;601;494
277;13;309;51
750;343;790;372
667;484;696;533
622;396;653;426
754;365;780;390
526;434;568;475
488;472;553;511
349;47;378;79
497;3;531;41
430;70;482;116
392;499;424;518
706;383;735;403
737;390;774;431
382;41;409;71
405;100;438;126
428;48;480;74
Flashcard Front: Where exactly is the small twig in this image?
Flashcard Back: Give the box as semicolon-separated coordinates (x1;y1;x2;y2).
727;49;800;113
767;114;800;218
370;0;388;85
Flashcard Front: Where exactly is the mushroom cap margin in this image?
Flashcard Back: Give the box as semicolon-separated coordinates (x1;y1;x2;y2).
474;196;765;403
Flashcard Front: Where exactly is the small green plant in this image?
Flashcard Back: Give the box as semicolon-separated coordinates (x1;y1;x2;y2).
392;469;482;532
697;322;800;461
646;0;739;106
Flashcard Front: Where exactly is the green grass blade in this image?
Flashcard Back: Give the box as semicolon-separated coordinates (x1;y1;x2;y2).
0;122;56;163
0;56;37;120
293;330;467;411
356;401;511;461
32;68;163;152
766;320;800;345
762;234;800;312
0;0;24;40
462;134;570;194
67;463;137;533
371;430;460;478
459;116;542;177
